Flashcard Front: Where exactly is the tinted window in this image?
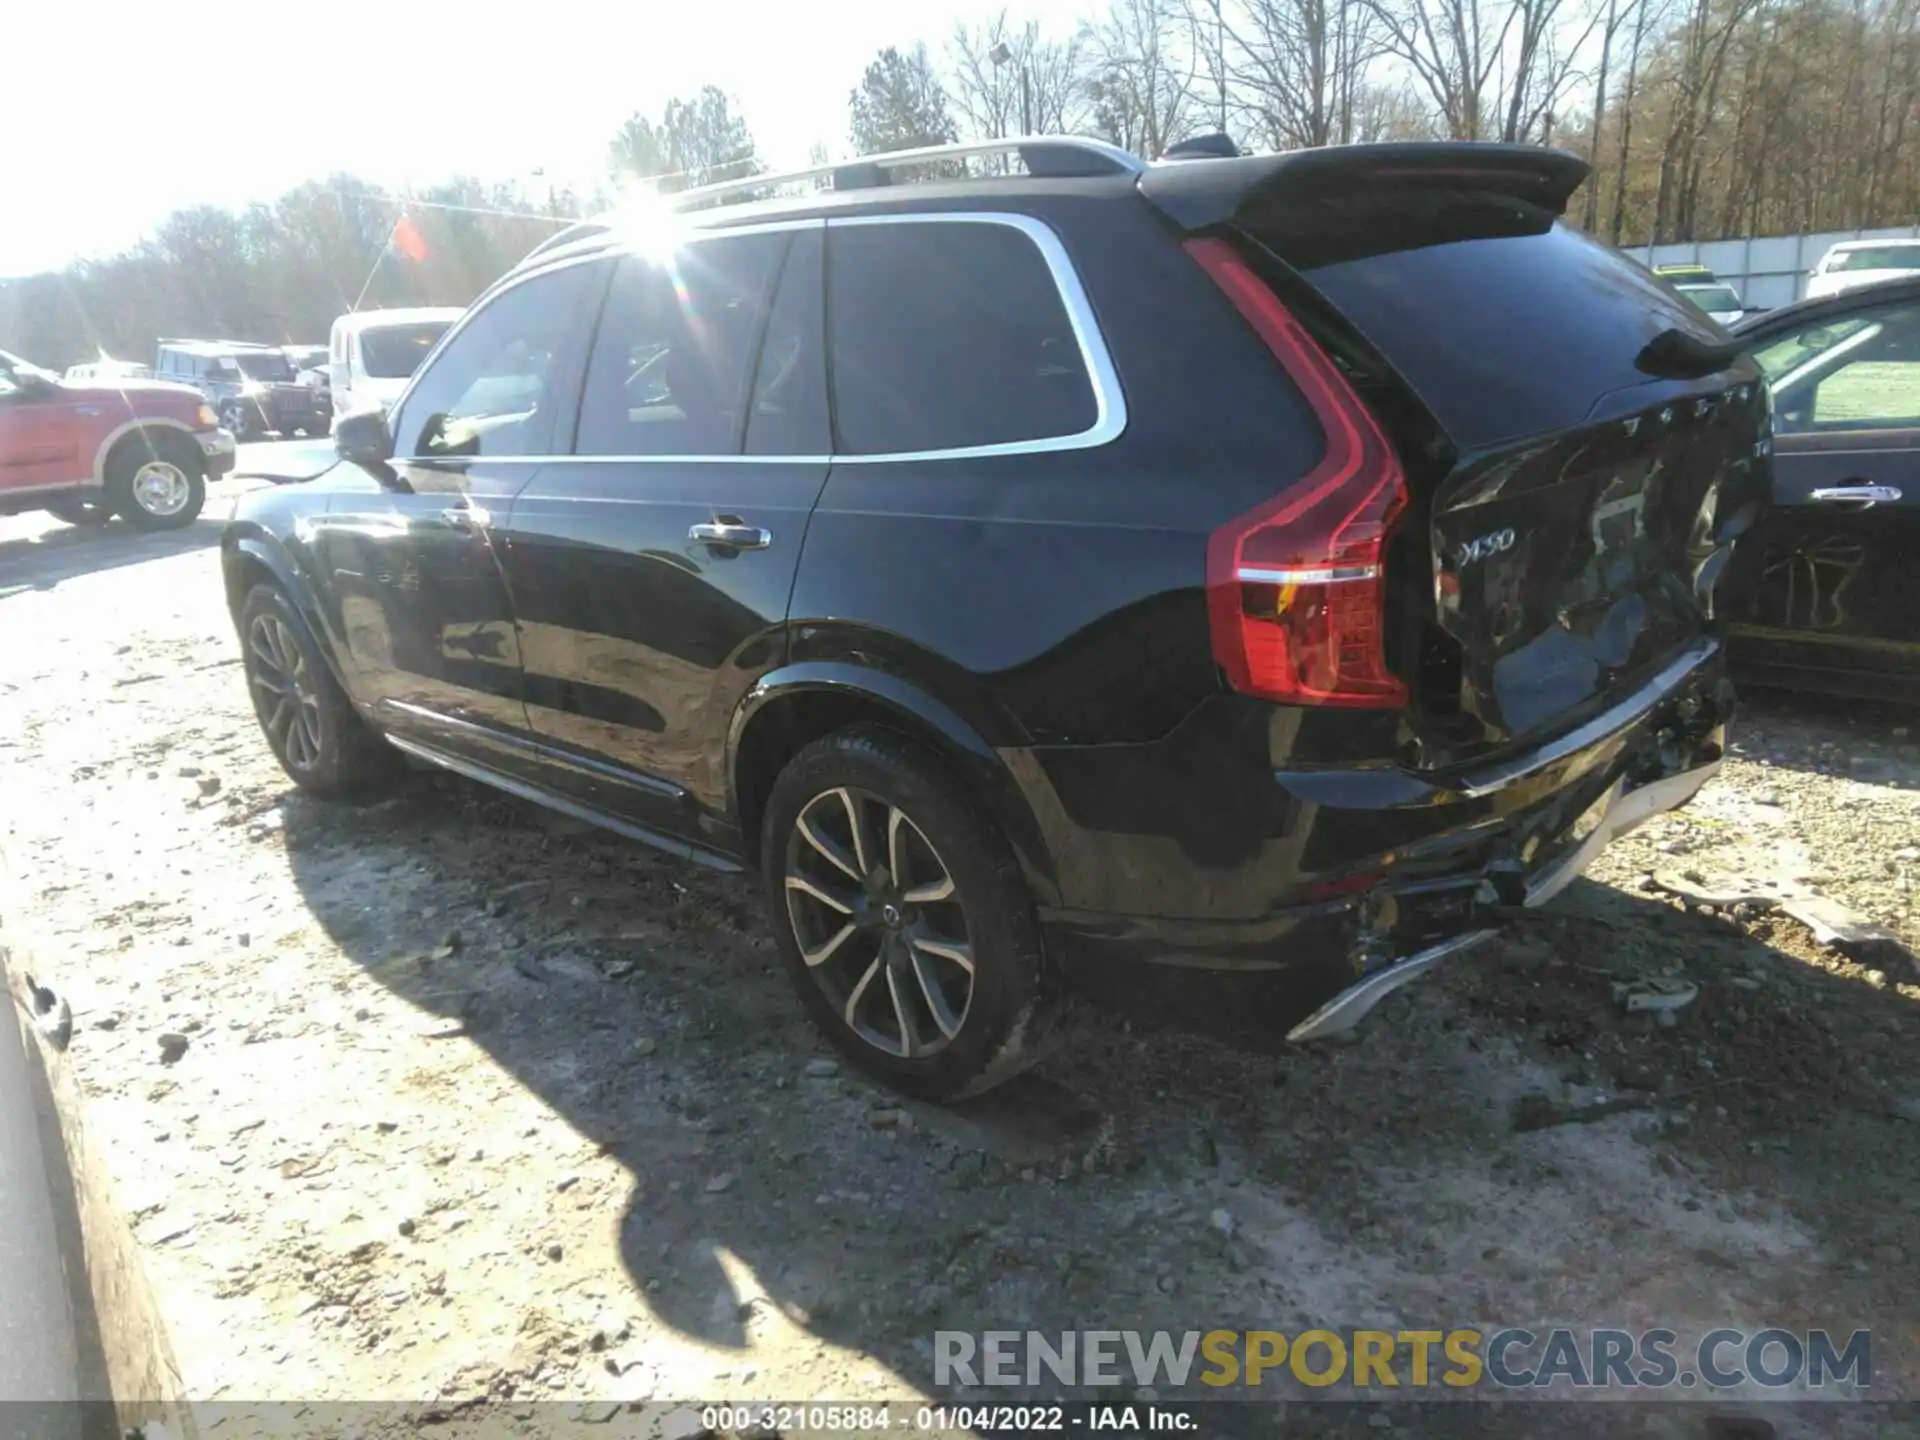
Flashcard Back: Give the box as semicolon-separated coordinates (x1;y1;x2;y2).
575;232;786;457
827;220;1097;455
393;262;604;459
1758;300;1920;433
746;228;828;456
1243;190;1722;447
360;322;452;379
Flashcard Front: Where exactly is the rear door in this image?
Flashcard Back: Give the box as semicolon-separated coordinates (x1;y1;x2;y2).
1726;293;1920;692
1214;179;1769;764
498;223;830;849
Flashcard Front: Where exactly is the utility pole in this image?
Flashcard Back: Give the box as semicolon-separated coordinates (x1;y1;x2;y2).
1212;0;1228;134
990;40;1034;135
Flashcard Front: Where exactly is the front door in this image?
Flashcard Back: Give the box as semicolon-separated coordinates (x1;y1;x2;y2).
0;364;81;498
1728;293;1920;695
311;259;608;767
500;225;831;850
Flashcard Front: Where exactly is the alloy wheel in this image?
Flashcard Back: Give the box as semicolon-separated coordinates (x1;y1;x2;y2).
130;460;192;518
247;614;324;771
783;786;975;1059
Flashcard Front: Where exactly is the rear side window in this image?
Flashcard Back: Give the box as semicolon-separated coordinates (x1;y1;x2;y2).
826;219;1097;455
575;231;788;457
1757;298;1920;432
1243;190;1720;447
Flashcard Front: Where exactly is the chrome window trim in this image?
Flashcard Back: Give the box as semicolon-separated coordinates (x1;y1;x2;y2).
388;212;1127;467
821;211;1126;463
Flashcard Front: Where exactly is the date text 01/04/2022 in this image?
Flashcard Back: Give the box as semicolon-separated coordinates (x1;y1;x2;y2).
696;1404;1199;1433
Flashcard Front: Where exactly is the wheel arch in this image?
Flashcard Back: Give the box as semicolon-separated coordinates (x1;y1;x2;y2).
223;533;354;697
727;662;1060;905
90;418;197;488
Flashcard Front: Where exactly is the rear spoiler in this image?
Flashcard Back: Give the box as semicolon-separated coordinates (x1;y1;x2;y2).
1138;142;1591;231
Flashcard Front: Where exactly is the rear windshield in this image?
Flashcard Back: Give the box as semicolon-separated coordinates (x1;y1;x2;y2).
1678;284;1742;312
1242;189;1718;448
360;322;452;379
1828;245;1920;273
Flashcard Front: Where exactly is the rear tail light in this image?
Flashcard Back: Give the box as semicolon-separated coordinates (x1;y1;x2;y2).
1185;236;1410;709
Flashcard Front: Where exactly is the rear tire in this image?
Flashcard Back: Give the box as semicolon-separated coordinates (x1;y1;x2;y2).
760;726;1061;1102
104;435;206;531
238;583;401;799
44;496;113;527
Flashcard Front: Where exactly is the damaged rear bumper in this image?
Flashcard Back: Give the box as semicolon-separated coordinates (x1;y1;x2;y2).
1284;755;1719;1041
1042;639;1732;1039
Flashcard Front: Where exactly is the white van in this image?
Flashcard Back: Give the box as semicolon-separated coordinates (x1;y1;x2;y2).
328;307;464;416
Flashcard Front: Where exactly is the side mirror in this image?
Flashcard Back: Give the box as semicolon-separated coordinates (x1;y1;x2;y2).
335;406;395;466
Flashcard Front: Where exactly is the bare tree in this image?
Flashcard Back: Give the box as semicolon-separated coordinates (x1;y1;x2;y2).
1214;0;1385;147
1081;0;1204;155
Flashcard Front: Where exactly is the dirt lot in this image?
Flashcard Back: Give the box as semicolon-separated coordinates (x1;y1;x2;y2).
3;478;1918;1438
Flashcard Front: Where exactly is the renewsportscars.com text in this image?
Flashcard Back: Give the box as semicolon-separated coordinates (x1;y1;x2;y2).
934;1328;1872;1392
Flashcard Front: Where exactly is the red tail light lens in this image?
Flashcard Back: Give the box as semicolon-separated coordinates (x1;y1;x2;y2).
1185;236;1410;709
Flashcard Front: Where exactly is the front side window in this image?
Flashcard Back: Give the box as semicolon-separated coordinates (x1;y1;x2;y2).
393;262;604;459
1758;299;1920;433
826;219;1098;456
574;232;788;457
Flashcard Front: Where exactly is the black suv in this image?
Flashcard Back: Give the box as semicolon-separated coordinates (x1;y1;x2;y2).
222;138;1767;1099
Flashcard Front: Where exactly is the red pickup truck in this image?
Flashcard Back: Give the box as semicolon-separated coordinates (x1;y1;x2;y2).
0;349;236;530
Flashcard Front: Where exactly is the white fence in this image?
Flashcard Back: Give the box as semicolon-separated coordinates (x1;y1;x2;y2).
1629;225;1920;310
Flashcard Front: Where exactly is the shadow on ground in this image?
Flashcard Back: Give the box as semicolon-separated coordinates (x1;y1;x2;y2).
1731;688;1918;786
269;731;1918;1419
0;518;222;596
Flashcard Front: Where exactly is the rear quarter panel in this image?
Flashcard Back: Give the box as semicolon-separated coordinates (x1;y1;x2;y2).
788;195;1405;915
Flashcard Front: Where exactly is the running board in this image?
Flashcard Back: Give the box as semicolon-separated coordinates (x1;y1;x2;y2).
384;734;743;874
1286;758;1721;1043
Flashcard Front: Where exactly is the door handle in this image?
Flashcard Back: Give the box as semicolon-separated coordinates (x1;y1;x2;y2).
1808;484;1902;508
441;505;492;529
689;520;771;549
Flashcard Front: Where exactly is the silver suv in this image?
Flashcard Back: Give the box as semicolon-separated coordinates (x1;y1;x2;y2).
153;340;327;441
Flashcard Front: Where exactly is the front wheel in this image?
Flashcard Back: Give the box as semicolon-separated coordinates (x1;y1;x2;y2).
218;400;257;442
238;584;401;798
760;726;1060;1101
105;439;205;531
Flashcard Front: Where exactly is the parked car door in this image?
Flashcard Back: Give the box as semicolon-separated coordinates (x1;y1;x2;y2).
312;258;608;766
0;363;80;496
498;224;829;853
1726;292;1920;697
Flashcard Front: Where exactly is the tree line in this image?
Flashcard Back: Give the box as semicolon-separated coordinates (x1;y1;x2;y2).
6;0;1918;370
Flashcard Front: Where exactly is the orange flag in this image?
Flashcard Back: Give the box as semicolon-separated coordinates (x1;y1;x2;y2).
390;215;430;262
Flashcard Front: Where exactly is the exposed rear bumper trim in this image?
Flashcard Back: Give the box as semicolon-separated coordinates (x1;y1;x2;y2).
1452;638;1721;798
1285;756;1720;1041
1285;930;1497;1041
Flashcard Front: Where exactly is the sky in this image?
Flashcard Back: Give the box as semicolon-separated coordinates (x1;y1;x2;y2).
2;0;1091;277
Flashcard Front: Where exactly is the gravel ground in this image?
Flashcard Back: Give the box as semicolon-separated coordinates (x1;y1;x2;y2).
2;479;1917;1439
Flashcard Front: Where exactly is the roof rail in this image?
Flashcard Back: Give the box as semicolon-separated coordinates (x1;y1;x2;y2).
663;135;1144;213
